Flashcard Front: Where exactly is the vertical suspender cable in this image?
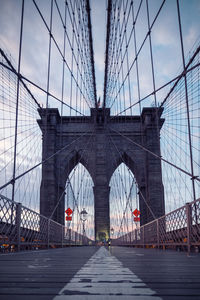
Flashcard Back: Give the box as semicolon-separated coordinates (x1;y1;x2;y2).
86;0;97;107
103;0;112;108
176;0;196;203
11;0;25;202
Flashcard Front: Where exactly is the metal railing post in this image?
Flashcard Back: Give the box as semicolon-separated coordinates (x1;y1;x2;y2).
142;226;145;248
69;229;71;246
186;202;192;253
156;219;160;249
61;225;64;248
47;219;50;249
135;228;137;245
16;202;22;252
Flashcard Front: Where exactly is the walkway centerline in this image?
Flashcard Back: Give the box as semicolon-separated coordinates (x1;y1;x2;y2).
53;246;161;299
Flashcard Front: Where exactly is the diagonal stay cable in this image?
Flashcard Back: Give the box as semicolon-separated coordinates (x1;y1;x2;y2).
109;127;200;183
110;61;200;118
0;48;41;109
106;0;143;108
32;0;94;108
0;60;85;116
49;128;95;223
86;0;97;107
0;130;92;191
108;0;166;109
109;148;136;237
160;45;200;107
108;131;157;220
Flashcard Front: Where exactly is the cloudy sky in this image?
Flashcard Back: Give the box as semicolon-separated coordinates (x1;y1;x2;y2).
0;0;199;111
0;0;200;238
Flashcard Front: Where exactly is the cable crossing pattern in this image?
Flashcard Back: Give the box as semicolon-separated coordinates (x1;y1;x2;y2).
0;0;200;250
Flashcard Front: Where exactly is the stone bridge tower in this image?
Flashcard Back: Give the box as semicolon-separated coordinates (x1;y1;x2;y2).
37;107;165;242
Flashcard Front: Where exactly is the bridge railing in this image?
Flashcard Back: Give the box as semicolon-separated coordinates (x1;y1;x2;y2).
0;194;92;251
112;198;200;251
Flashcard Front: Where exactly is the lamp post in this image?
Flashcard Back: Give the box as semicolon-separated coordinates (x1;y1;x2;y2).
80;208;88;245
109;227;114;246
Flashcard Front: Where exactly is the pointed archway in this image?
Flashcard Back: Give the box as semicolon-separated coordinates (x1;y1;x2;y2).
109;163;140;239
65;162;94;241
38;106;165;242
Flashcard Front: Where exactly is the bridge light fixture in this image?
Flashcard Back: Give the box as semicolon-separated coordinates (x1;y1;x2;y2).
80;208;88;245
110;227;114;236
80;208;88;222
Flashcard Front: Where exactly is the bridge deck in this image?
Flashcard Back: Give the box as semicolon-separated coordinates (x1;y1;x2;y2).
0;246;200;300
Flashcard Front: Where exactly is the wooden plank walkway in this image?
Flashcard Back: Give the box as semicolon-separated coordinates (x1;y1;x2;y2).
0;246;200;299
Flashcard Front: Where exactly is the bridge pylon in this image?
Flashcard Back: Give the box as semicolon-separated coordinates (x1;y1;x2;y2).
37;107;165;242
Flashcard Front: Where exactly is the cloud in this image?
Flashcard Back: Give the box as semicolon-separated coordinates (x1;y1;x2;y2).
184;26;200;54
0;0;200;224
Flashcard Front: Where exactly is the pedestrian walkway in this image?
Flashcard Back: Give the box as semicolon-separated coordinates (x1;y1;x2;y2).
0;246;200;299
54;246;161;299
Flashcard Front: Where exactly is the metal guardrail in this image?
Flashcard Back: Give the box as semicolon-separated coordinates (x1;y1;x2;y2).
1;194;199;252
112;199;200;251
0;194;91;252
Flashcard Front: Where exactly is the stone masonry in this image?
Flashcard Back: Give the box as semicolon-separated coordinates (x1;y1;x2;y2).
37;107;165;242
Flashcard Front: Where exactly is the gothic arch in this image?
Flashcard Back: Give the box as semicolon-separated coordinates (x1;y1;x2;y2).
108;151;145;189
58;150;95;188
38;106;165;241
108;150;147;225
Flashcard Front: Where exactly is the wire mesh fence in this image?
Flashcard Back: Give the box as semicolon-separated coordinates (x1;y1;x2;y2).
0;193;92;252
112;198;200;251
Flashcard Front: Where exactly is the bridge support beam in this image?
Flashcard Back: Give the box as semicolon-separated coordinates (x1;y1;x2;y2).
38;109;64;225
140;108;165;224
93;185;110;241
37;107;165;241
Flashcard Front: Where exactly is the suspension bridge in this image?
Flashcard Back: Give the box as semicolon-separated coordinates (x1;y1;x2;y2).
0;0;200;298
